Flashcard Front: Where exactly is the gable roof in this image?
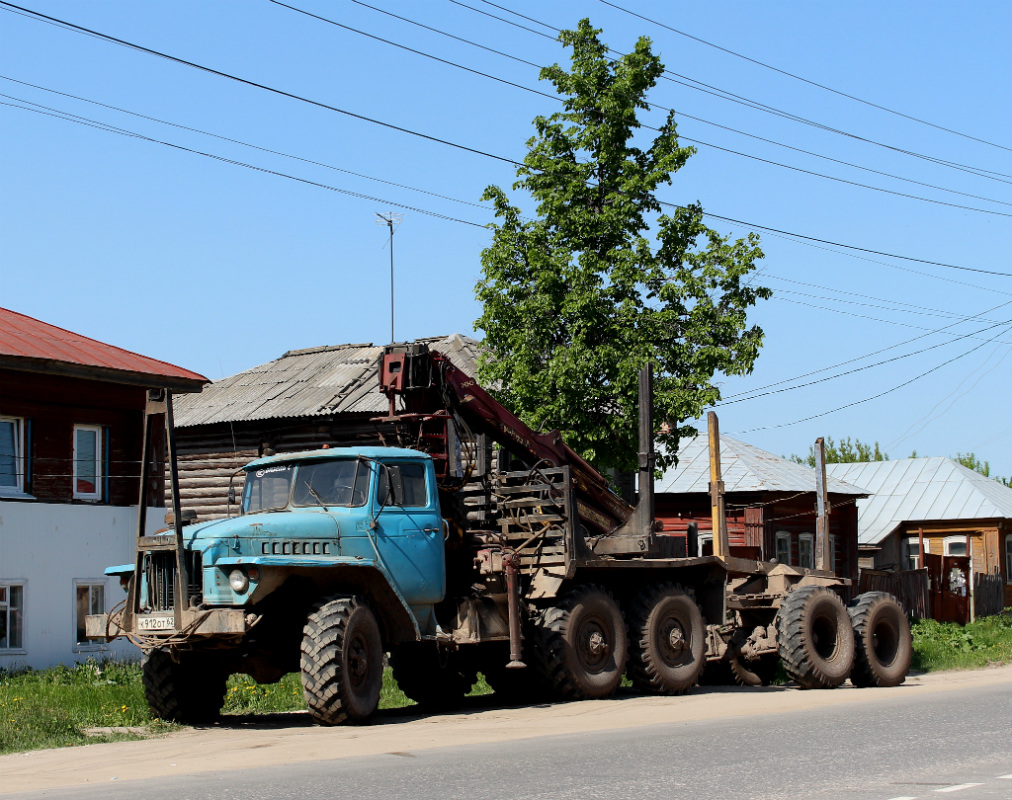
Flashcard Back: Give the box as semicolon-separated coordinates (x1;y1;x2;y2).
657;433;867;495
0;307;207;392
826;457;1012;545
173;334;479;427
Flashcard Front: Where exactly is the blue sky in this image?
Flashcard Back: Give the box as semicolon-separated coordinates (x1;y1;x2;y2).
2;1;1010;476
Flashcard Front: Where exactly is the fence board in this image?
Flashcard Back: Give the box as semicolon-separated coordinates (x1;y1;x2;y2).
975;570;1005;618
859;569;929;620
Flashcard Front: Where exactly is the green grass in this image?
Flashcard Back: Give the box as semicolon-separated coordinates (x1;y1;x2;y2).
910;612;1012;672
0;660;169;755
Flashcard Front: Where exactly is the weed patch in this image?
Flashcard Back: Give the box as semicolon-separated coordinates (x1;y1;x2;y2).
911;612;1012;671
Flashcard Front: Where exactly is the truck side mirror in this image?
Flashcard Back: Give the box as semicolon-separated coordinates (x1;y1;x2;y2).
380;465;405;506
228;485;236;505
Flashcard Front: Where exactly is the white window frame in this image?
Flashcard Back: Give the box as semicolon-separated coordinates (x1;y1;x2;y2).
0;581;26;653
775;531;791;565
902;537;927;570
699;533;713;558
943;535;968;557
798;533;815;570
1005;534;1012;585
0;415;26;496
73;579;107;651
73;424;103;501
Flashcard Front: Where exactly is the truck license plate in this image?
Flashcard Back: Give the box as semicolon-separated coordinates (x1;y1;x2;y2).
137;615;175;631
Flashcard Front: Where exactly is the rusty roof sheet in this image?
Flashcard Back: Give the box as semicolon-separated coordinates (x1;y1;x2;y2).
657;433;867;496
173;334;480;427
0;306;207;390
826;458;1012;545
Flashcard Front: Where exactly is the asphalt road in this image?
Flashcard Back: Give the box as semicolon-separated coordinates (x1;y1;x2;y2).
8;677;1010;800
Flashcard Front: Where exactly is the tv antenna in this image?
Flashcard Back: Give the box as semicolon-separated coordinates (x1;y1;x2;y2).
376;212;404;343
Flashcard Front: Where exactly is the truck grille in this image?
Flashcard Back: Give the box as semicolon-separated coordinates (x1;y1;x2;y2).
143;551;202;612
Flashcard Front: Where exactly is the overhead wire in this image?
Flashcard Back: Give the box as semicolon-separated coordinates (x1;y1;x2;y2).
450;0;1012;181
3;1;1009;278
598;0;1012;153
728;322;1012;434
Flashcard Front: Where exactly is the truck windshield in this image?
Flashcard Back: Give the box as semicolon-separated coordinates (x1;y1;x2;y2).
292;460;368;508
243;464;295;513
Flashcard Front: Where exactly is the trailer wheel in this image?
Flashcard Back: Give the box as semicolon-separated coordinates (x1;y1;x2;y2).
389;642;477;710
142;648;227;724
730;654;780;687
533;584;627;700
777;586;854;689
849;592;912;687
627;583;705;695
301;595;383;725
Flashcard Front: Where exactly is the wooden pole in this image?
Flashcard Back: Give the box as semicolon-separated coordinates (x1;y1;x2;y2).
814;437;831;572
967;531;975;623
707;412;728;560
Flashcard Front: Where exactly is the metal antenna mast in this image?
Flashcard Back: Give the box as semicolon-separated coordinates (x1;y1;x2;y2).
375;212;404;343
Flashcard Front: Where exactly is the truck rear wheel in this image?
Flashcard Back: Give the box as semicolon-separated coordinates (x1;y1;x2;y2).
627;583;705;695
777;586;854;689
301;596;383;725
533;584;627;701
389;642;477;710
849;592;912;687
142;648;227;724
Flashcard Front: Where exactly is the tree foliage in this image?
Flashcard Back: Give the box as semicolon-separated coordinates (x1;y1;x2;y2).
475;20;770;472
789;437;888;468
952;452;1010;486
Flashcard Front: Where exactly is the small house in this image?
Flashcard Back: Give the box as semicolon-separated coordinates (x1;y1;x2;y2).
0;308;205;669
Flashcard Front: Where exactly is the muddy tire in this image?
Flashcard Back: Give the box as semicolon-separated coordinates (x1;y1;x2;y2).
730;654;780;687
301;596;383;725
777;586;854;689
142;648;227;724
627;583;705;695
532;585;627;700
849;592;912;687
389;642;477;710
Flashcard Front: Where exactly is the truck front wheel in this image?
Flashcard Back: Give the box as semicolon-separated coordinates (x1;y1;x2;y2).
301;596;383;725
533;585;627;700
627;583;705;695
142;648;227;724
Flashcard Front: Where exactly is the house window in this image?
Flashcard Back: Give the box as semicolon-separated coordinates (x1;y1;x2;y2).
73;425;103;500
775;531;791;564
944;536;968;557
75;581;105;648
799;534;815;569
902;537;927;570
1005;535;1012;584
0;416;25;494
0;583;25;650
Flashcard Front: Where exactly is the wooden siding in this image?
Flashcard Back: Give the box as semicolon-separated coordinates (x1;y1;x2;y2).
0;368;164;506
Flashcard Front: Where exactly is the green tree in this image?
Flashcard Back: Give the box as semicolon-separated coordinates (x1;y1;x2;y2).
789;437;889;468
475;20;769;472
952;452;1010;486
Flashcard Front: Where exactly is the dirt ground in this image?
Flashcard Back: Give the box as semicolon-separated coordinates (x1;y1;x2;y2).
3;664;1010;796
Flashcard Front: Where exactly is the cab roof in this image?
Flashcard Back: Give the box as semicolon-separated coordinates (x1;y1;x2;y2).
243;446;428;471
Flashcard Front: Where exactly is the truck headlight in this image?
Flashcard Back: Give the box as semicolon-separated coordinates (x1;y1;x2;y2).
229;569;249;593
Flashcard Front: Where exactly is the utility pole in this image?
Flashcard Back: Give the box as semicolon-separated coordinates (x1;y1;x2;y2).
376;212;404;343
707;411;728;561
814;437;831;571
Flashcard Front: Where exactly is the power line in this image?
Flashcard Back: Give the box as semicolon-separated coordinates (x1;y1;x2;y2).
715;317;1012;407
729;322;1012;434
0;76;492;212
599;0;1012;154
1;99;488;227
336;0;1012;204
719;298;1012;401
3;2;1007;276
448;0;1012;181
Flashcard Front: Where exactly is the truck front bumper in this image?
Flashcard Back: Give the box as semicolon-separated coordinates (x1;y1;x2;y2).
86;608;252;640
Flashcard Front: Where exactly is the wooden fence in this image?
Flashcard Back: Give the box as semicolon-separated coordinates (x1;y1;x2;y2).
975;569;1005;618
858;569;929;620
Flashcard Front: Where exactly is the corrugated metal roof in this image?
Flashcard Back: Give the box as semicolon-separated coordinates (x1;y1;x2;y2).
657;434;867;495
173;334;480;427
0;306;207;389
826;458;1012;545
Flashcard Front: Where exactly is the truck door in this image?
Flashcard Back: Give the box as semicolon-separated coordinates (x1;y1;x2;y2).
372;460;445;606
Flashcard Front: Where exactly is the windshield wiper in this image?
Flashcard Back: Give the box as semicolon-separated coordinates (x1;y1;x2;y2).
305;481;328;508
